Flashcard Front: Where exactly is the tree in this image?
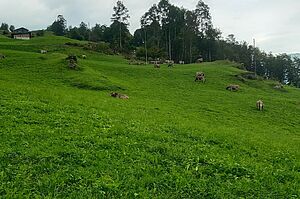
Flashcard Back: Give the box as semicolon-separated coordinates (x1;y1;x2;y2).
36;30;45;37
9;25;15;32
68;26;83;40
167;5;185;62
205;27;222;61
48;15;67;36
194;0;212;36
0;23;9;31
194;0;217;61
90;24;107;42
158;0;172;59
289;58;300;87
140;4;162;63
184;10;198;63
132;29;144;47
226;34;237;45
104;21;132;53
78;22;90;41
140;20;148;64
111;1;130;49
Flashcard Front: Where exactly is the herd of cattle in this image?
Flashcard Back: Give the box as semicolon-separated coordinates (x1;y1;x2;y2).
193;71;264;111
113;61;265;111
3;50;264;110
63;54;265;111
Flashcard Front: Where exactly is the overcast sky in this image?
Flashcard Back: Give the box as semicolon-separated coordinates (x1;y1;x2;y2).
0;0;299;53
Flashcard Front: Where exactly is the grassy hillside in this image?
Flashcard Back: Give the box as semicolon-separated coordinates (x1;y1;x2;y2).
0;35;299;198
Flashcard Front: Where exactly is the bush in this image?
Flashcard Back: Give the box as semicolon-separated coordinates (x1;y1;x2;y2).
65;42;83;47
241;73;258;80
83;42;113;54
36;30;45;37
2;30;9;35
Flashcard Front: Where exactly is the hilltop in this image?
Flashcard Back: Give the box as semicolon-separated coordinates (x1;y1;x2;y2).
0;35;299;198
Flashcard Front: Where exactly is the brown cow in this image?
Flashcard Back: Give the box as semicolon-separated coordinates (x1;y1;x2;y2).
274;83;283;89
111;92;129;99
68;59;77;69
256;100;264;111
196;58;204;63
195;72;206;83
154;63;160;68
226;84;240;91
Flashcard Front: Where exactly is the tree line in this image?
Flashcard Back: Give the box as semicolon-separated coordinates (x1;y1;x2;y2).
0;23;15;34
1;0;299;87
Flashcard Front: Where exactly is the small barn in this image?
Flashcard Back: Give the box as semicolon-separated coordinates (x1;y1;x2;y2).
11;28;32;40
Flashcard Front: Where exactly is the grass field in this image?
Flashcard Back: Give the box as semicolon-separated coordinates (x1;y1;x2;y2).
0;34;300;198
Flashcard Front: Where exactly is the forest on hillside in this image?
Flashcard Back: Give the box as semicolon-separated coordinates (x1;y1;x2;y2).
1;0;299;87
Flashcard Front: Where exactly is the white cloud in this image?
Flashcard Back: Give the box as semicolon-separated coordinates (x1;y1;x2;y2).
207;0;300;53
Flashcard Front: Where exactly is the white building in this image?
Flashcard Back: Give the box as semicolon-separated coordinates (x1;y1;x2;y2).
12;27;31;40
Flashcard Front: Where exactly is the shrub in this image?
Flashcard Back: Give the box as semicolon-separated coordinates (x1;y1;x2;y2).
36;30;45;37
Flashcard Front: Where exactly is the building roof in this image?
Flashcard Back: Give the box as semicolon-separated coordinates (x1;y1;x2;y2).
13;27;30;34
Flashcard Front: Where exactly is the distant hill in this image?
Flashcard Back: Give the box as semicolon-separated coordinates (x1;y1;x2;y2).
289;53;300;59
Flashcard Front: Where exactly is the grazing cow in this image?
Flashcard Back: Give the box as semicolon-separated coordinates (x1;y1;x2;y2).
40;50;47;54
154;61;160;68
119;95;129;99
165;60;174;66
68;59;77;69
256;100;264;111
111;92;129;99
179;61;185;65
195;72;206;83
82;55;87;59
66;55;77;63
67;55;78;69
226;84;240;91
274;83;283;89
196;58;204;63
196;72;205;76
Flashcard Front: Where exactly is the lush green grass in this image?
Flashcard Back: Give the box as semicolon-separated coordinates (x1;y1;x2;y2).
0;35;300;198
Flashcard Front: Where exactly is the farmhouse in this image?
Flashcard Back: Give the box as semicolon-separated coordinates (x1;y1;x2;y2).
11;27;32;40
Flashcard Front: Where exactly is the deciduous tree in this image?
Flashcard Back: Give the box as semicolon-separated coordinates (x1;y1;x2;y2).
111;1;130;49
